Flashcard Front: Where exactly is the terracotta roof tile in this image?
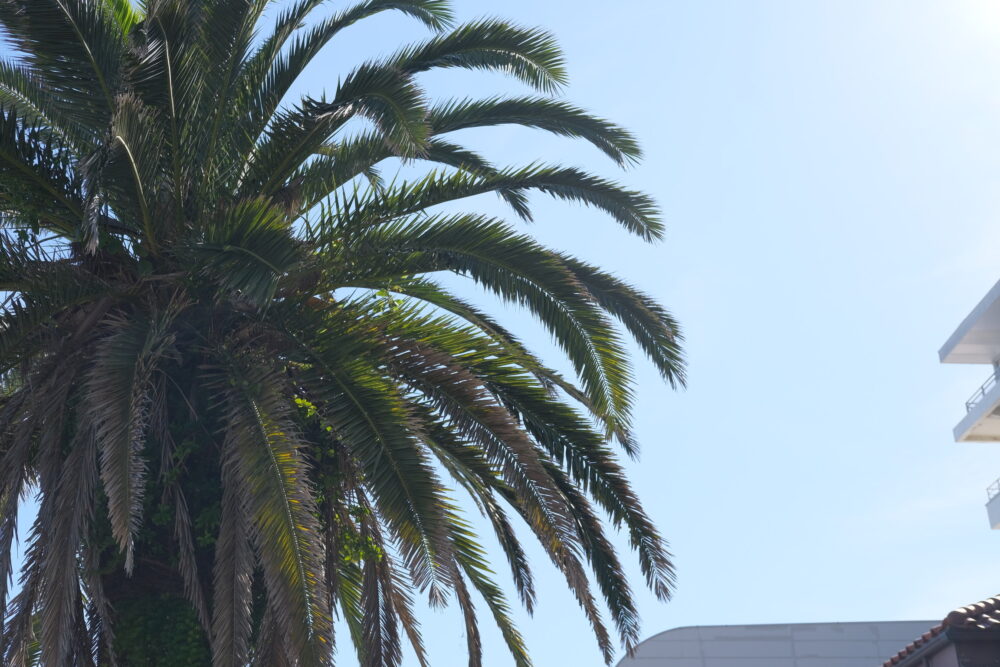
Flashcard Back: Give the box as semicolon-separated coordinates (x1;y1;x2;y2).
945;597;1000;629
883;595;1000;666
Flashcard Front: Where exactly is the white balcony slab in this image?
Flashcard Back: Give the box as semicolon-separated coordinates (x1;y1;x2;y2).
940;278;1000;364
953;376;1000;441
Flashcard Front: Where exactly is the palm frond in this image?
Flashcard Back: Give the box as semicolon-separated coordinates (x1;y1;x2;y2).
325;215;636;433
563;256;686;388
0;0;125;131
387;19;566;93
320;165;662;240
211;445;255;667
99;93;167;251
544;458;641;652
448;510;530;667
430;96;642;167
185;198;303;305
244;68;429;196
85;305;179;573
298;135;522;215
4;511;45;665
282;314;458;603
0;61;91;149
82;540;117;667
0;106;82;238
416;410;536;614
237;0;452;163
38;432;99;666
360;546;402;667
105;0;145;35
216;356;332;664
199;0;271;167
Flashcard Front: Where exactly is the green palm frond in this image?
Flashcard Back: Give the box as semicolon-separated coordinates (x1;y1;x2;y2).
103;94;167;250
105;0;145;35
563;255;686;388
325;214;636;431
238;0;452;154
430;96;643;167
215;357;332;665
0;107;83;237
0;61;91;148
0;0;125;130
301;135;501;208
313;165;662;239
245;71;429;198
187;197;303;304
448;507;531;667
387;19;566;92
0;266;110;375
297;346;458;604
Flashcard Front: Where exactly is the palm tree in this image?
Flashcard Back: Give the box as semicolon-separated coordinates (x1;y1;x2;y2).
0;1;685;665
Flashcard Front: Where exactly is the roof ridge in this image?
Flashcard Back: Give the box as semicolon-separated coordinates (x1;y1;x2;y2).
944;596;1000;628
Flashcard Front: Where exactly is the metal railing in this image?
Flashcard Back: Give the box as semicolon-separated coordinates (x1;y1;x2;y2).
966;371;1000;412
988;478;1000;503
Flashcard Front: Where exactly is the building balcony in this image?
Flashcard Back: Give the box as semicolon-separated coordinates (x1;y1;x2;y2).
952;371;1000;441
987;479;1000;530
939;278;1000;441
939;278;1000;365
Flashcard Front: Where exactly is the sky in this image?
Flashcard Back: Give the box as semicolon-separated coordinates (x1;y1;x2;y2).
305;1;1000;665
15;1;1000;665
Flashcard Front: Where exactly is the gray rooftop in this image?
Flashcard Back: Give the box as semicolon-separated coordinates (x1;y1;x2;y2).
616;621;934;667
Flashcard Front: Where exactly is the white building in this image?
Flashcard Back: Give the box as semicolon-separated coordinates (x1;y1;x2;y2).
615;621;933;667
938;278;1000;528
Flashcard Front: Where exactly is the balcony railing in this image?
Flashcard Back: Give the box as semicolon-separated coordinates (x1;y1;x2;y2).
967;371;1000;412
988;478;1000;502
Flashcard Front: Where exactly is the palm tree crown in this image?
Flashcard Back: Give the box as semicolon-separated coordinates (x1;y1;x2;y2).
0;1;685;665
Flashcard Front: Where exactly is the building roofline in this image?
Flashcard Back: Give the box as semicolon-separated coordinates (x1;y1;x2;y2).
615;620;935;667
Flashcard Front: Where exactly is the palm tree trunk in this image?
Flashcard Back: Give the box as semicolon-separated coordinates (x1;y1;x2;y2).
101;559;211;666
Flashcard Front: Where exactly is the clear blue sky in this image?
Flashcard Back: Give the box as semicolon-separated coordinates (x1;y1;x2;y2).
23;1;1000;665
309;1;1000;665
